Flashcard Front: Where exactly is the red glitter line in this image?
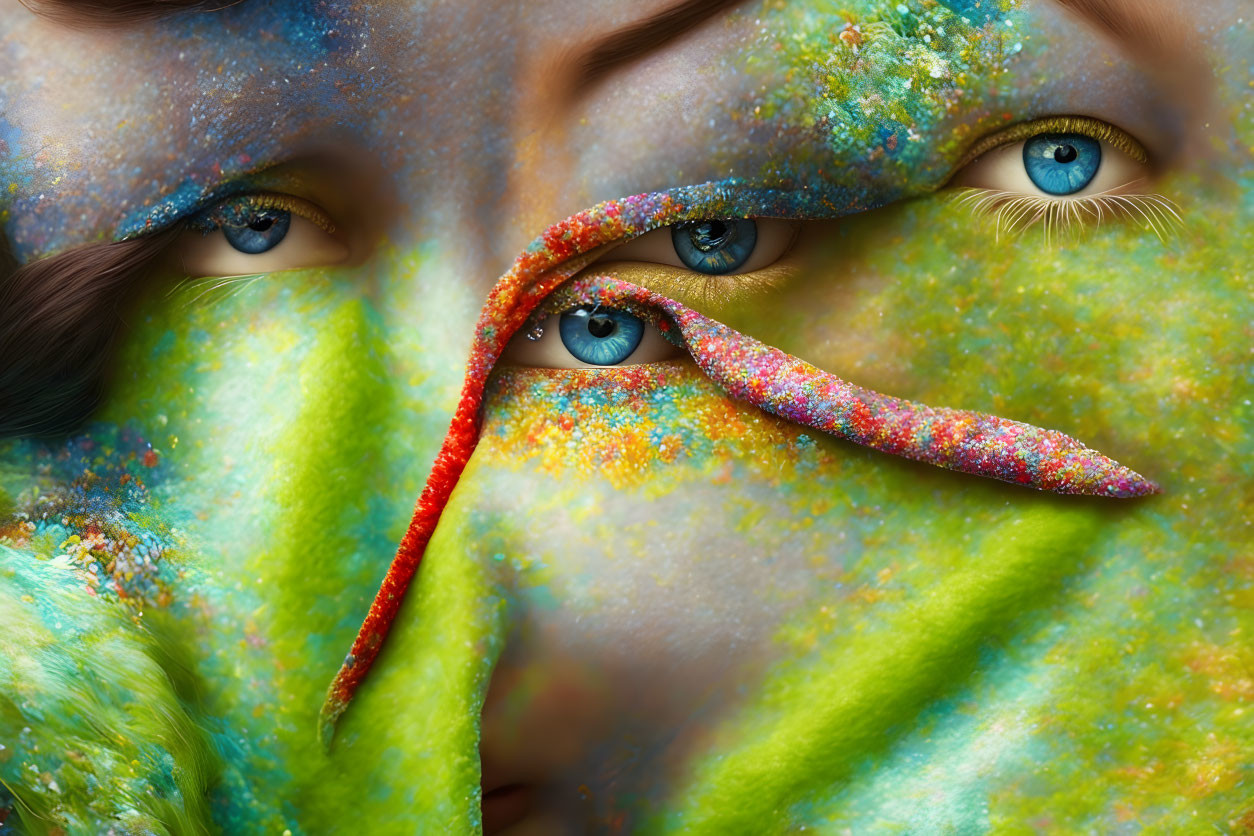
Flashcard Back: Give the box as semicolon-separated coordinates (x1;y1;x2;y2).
318;196;671;743
319;195;1158;744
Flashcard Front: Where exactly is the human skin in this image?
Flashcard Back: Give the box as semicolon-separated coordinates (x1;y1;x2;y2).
0;0;1250;834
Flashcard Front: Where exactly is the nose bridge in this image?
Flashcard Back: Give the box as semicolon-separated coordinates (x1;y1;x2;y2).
318;194;668;744
376;1;536;275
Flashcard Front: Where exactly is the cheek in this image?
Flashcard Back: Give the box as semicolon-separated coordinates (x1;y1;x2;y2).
473;362;847;663
104;254;478;476
457;173;1247;817
91;254;481;623
719;188;1241;471
470;364;848;806
478;361;819;485
461;362;1070;816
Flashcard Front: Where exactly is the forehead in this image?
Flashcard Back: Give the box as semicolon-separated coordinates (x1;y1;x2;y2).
0;4;396;254
0;0;1198;263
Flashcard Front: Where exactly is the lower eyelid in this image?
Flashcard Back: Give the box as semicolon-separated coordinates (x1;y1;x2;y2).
175;212;349;278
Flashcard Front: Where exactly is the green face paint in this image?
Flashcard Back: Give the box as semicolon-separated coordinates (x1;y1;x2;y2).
0;0;1249;833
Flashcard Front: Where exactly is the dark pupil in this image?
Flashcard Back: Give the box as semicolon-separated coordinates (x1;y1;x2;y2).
689;220;730;252
586;314;616;339
1053;144;1078;164
248;215;275;232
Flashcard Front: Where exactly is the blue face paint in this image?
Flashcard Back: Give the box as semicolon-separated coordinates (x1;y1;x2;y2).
0;0;1043;265
0;2;391;261
0;0;1191;271
935;0;1008;25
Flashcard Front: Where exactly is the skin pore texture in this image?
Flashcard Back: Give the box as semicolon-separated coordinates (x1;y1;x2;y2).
0;0;1250;833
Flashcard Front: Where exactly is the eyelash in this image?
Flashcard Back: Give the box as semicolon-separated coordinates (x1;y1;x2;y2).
951;115;1182;242
528;294;680;340
178;116;1167;264
951;187;1183;243
189;192;335;235
956;115;1149;168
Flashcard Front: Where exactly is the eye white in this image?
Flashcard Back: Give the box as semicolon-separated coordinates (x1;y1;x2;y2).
177;213;349;277
954;138;1147;197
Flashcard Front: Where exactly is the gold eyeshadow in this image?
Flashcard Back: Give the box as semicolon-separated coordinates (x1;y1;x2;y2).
227;192;337;234
585;260;797;316
957;116;1149;168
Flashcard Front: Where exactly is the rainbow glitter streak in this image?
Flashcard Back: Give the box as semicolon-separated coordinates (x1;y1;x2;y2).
318;188;1158;742
559;273;1158;498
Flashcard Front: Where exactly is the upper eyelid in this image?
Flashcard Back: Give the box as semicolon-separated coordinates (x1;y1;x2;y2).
114;164;335;243
955;116;1150;170
190;191;336;235
603;215;800;248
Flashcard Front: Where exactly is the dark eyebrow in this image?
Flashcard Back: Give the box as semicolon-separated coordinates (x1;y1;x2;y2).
19;0;237;28
572;0;749;96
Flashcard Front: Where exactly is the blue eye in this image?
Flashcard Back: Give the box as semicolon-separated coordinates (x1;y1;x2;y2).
222;209;292;254
558;307;645;365
671;218;757;274
1022;133;1101;195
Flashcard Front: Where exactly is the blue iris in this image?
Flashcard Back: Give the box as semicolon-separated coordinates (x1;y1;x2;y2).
671;218;757;274
1022;133;1101;195
222;209;292;254
558;307;645;366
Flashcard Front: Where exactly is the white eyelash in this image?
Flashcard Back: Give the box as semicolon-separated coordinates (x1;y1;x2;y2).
168;273;266;309
951;181;1183;245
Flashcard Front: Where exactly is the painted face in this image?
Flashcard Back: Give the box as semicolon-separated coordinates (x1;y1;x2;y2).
0;1;1249;834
